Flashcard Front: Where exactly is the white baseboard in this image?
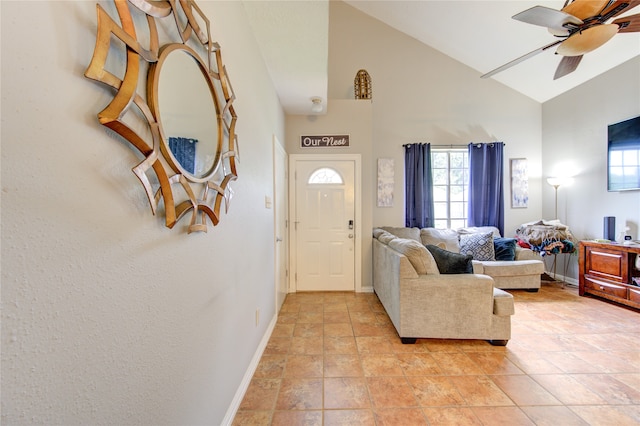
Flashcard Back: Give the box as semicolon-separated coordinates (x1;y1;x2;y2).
220;315;277;426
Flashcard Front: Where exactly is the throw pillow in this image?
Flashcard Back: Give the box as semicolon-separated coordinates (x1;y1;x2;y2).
459;232;495;261
494;237;517;261
425;244;473;274
420;228;460;252
388;238;439;275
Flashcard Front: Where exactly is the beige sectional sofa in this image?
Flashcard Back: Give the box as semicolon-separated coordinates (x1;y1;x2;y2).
385;226;545;291
372;228;516;345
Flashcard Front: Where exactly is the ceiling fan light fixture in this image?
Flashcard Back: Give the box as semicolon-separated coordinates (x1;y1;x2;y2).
556;23;619;56
561;0;609;20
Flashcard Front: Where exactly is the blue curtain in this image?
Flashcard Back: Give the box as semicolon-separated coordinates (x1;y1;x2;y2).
468;142;504;235
404;143;434;228
168;137;198;174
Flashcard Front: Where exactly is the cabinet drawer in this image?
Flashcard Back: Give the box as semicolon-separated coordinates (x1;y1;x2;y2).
584;276;628;299
585;246;629;283
629;286;640;304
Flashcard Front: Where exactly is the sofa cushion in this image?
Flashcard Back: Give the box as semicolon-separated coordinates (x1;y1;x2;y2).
372;228;386;239
425;244;473;274
493;288;515;316
381;226;421;241
481;260;545;277
494;237;517;261
377;231;396;245
420;228;460;252
388;238;439;275
460;232;495;261
458;226;502;238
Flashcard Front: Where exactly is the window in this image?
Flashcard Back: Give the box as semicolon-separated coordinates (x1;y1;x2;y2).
431;149;468;228
308;167;343;184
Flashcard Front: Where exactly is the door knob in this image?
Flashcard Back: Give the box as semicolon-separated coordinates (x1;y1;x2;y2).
348;234;354;239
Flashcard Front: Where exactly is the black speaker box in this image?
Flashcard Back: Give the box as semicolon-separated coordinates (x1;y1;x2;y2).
604;216;615;241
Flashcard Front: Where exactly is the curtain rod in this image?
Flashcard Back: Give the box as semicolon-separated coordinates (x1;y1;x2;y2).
402;143;506;148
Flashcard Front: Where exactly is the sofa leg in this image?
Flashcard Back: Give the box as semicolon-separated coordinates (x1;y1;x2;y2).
401;337;417;344
488;339;508;346
525;288;539;293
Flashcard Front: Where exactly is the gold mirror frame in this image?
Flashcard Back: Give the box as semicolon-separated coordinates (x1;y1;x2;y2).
85;0;238;233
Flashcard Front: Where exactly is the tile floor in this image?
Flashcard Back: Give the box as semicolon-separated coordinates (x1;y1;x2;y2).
233;282;640;425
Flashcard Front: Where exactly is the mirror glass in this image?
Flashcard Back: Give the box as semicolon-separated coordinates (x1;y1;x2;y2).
157;47;220;178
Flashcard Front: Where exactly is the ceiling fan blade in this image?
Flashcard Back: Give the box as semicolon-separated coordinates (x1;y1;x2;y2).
613;12;640;32
513;6;583;32
554;55;583;79
481;39;564;79
601;0;640;19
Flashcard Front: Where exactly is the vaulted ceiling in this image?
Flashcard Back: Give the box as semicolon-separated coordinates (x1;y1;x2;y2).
243;1;640;115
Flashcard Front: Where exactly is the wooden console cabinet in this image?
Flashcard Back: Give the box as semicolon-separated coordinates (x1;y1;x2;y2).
579;240;640;310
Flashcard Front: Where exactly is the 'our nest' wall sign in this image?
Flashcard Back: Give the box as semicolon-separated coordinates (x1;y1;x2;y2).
300;135;350;148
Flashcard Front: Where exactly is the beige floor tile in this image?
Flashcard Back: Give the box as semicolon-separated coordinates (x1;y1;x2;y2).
324;354;364;377
448;375;514;406
422;407;482;425
568;405;640;426
471;406;535;425
490;374;562;406
373;408;428;425
367;376;419;408
290;336;324;355
271;410;322;426
396;352;442;376
530;374;608;405
324;322;354;337
275;378;323;410
407;376;466;407
324;336;358;354
283;355;323;378
360;354;404;377
323;377;370;409
323;409;375;425
520;406;590;426
431;352;485;375
239;378;280;411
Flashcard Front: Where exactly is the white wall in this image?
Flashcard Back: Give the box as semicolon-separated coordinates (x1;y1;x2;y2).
328;1;544;236
1;1;284;424
542;57;640;280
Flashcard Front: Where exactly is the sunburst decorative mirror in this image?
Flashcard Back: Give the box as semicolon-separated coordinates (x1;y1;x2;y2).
85;0;238;233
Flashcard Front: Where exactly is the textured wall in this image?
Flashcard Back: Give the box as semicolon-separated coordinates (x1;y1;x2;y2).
328;1;544;236
1;1;283;424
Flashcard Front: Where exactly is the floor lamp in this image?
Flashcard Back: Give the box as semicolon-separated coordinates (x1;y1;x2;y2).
546;177;572;284
546;177;563;220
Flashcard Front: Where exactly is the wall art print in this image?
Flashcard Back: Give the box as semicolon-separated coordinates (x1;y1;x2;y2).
377;158;394;207
510;158;528;209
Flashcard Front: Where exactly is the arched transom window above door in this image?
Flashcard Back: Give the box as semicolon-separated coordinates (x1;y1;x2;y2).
308;167;344;184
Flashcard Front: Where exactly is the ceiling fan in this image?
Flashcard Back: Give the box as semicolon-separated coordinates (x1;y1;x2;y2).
482;0;640;80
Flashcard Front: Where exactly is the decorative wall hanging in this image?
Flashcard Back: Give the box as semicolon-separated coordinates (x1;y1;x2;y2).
377;158;394;207
85;0;238;233
354;69;372;100
510;158;528;208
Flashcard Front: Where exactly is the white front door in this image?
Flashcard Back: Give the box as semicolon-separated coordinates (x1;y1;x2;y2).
293;159;356;291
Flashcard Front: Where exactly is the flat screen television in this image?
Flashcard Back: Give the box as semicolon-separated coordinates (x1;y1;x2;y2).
608;115;640;191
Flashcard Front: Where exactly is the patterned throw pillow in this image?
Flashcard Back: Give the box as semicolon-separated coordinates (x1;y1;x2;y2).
459;232;495;261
